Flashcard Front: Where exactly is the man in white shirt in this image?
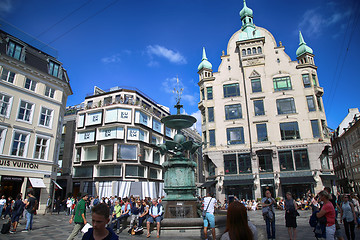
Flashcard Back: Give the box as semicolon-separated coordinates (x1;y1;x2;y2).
146;199;163;238
0;195;6;218
203;192;217;240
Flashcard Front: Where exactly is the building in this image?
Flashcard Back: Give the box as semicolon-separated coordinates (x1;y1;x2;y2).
331;108;360;193
0;25;72;213
197;1;334;201
72;86;175;199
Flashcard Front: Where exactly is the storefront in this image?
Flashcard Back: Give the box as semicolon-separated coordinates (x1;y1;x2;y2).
224;179;254;200
280;176;315;199
260;179;275;198
0;176;24;198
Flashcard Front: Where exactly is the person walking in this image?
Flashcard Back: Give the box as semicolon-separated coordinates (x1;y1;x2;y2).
0;195;6;218
350;193;360;228
262;190;276;240
316;190;336;240
202;192;217;240
67;193;88;240
9;194;25;234
221;201;257;240
22;189;37;232
44;195;52;215
340;195;356;240
284;192;298;240
66;197;72;216
3;196;13;219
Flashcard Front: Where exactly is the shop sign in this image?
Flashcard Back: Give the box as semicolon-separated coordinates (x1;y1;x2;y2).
0;160;39;169
1;176;24;182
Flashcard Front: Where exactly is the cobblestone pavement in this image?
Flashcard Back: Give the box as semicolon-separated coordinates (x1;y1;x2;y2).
1;210;360;239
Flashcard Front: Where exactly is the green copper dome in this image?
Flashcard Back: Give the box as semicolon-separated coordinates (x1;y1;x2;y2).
239;0;253;19
198;47;212;71
296;31;313;57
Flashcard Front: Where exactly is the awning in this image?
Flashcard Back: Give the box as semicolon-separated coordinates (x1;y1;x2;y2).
201;180;217;188
52;180;63;190
223;179;254;186
320;174;337;180
29;178;46;188
280;176;316;185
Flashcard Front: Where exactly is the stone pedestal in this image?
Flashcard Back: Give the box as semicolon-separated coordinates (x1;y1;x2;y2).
163;200;200;218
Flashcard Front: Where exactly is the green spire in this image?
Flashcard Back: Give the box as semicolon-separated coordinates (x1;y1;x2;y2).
239;0;253;19
296;31;313;57
197;47;212;71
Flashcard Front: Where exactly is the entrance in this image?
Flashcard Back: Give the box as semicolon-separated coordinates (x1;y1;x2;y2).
73;182;80;197
225;185;253;200
0;176;23;199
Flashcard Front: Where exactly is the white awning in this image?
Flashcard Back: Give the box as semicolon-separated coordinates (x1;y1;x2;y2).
52;180;62;190
29;178;46;188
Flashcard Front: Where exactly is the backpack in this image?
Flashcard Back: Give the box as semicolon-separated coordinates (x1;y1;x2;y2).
1;220;11;234
93;198;99;206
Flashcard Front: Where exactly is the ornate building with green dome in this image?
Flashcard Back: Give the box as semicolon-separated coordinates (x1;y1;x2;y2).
197;0;334;201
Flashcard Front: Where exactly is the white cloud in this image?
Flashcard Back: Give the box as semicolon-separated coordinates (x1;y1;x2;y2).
147;45;186;64
0;0;12;15
191;110;202;134
101;54;121;64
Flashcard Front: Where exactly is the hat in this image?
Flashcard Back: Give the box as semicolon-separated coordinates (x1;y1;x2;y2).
81;192;88;198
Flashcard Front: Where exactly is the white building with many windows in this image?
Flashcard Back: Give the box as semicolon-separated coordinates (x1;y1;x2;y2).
0;26;72;213
198;1;334;201
72;86;173;199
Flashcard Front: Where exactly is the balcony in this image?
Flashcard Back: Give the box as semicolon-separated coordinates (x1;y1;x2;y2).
314;86;324;97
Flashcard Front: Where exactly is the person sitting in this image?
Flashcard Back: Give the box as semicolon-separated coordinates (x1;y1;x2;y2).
82;203;118;240
146;199;163;238
221;201;257;240
109;200;121;232
115;198;131;233
137;199;149;231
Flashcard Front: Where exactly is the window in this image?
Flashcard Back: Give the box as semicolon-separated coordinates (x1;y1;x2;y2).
256;123;268;142
86;101;93;109
257;47;262;54
202;110;206;123
208;161;215;176
294;149;310;170
280;122;300;140
226;127;244;145
73;166;93;178
276;98;296;115
125;165;145;177
279;151;294;171
11;131;28;157
321;120;329;138
254;100;265;116
150;168;159;179
224;154;237;174
39;107;53;127
102;145;113;160
225;104;242;120
306;96;316;112
251;78;262;93
203;131;207;148
258;151;273;172
302;74;311;88
34;137;48;160
316;96;322;111
201;89;205;100
311;120;321;138
7;40;23;60
238;153;251;173
45;86;55;98
0;93;11;117
98;165;121;177
117;144;137;160
1;68;15;83
25;78;37;91
242;49;246;56
208;107;214;122
207;87;213;100
252;47;256;54
247;48;251;55
153;151;160;164
48;61;60;77
83;146;98;161
273;76;292;91
17;100;33;122
209;129;216;146
223;83;240;98
0;128;7;153
104;97;112;105
312;74;317;86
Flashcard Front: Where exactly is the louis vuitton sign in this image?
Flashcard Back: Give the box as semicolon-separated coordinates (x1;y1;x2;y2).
0;160;39;169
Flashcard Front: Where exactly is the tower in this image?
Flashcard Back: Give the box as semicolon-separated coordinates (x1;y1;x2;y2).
197;47;213;81
296;31;315;66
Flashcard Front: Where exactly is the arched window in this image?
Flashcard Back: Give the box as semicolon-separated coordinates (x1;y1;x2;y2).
247;48;251;55
257;47;262;54
242;49;246;56
252;47;256;54
249;18;252;23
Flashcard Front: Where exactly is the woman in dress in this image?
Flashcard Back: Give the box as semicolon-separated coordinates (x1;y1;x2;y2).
284;192;298;240
221;201;257;240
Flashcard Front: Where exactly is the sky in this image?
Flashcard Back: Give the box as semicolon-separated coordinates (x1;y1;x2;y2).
1;0;359;132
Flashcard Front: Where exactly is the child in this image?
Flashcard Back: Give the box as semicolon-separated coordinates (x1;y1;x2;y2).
82;203;118;240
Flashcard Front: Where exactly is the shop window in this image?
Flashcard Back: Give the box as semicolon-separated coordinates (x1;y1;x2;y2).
251;78;262;93
223;83;240;98
224;154;237;174
258;151;273;172
273;76;292;91
280;122;300;140
225;104;242;120
276;98;296;115
238;153;251;174
117;144;137;160
279;151;294;171
294;149;310;170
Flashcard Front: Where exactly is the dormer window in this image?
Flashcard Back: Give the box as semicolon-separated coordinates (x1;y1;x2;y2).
7;40;23;61
48;60;60;77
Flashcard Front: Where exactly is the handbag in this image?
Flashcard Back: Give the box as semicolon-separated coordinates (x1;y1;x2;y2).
202;197;213;218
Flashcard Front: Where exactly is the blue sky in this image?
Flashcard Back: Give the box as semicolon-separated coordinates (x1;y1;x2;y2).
1;0;359;131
